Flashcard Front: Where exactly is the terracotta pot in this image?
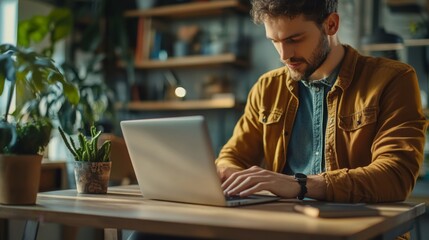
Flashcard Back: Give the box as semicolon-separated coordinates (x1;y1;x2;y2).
0;154;43;205
74;161;111;194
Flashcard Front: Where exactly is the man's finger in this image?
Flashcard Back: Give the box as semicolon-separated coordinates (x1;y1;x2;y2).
224;173;269;196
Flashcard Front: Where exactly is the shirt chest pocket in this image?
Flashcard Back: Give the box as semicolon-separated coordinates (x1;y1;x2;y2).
338;107;378;131
259;108;283;125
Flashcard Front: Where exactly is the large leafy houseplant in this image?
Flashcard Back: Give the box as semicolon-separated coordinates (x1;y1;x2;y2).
15;7;111;135
0;43;79;205
0;44;79;154
18;4;130;134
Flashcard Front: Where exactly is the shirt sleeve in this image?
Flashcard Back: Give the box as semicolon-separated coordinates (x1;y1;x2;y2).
323;67;428;203
215;80;265;170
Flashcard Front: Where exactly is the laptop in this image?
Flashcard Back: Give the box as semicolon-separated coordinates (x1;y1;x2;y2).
120;115;280;207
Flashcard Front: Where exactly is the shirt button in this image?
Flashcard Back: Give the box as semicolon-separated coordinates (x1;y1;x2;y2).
315;87;320;92
315;151;320;156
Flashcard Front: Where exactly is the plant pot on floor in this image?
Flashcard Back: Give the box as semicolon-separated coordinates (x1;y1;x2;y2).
74;161;111;194
0;154;43;205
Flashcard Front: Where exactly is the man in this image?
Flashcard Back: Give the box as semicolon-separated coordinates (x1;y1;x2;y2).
217;0;427;204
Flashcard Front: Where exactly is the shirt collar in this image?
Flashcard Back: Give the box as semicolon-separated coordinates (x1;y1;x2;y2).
301;64;341;88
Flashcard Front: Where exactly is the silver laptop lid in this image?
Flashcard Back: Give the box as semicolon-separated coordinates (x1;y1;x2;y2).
120;116;227;206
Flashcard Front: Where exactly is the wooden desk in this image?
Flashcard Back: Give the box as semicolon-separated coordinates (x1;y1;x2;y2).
0;185;425;240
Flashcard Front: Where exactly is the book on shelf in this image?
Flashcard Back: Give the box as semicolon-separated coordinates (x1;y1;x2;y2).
149;20;173;60
134;18;143;63
293;203;380;218
134;18;175;62
134;18;153;63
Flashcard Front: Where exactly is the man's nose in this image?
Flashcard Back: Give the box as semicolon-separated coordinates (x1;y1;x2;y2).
279;43;293;62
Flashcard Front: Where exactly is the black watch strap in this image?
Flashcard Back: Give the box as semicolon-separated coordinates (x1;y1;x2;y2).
294;173;307;200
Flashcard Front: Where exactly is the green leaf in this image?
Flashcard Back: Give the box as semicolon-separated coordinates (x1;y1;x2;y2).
47;71;80;105
96;140;111;162
28;16;50;43
0;72;4;96
101;141;111;162
30;67;46;93
63;83;80;105
34;58;56;69
17;20;32;47
0;54;16;83
50;8;73;43
0;44;16;53
58;127;78;158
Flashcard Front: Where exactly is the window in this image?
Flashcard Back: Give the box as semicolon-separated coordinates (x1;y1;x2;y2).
0;0;18;115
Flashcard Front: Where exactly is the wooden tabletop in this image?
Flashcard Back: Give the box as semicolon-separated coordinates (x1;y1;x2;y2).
0;185;425;240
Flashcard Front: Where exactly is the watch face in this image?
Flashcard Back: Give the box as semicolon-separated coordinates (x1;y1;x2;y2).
295;173;307;180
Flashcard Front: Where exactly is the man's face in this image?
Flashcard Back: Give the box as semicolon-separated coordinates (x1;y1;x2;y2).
264;15;331;81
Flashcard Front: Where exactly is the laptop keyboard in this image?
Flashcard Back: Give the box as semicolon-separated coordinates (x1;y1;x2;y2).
225;195;248;201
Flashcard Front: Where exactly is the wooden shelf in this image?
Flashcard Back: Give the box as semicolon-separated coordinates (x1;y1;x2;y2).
124;0;250;18
116;98;243;111
121;1;249;113
129;53;248;69
361;43;404;52
361;38;429;52
404;38;429;47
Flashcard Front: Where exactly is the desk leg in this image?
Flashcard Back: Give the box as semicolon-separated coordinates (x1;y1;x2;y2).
0;219;8;240
371;219;414;240
414;215;422;240
21;220;39;240
62;225;79;240
104;228;122;240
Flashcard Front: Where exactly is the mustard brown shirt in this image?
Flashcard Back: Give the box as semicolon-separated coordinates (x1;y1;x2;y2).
215;45;428;203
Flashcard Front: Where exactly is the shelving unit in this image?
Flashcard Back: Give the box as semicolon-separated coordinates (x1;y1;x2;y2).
116;98;242;111
124;0;249;18
120;53;248;69
404;38;429;47
125;0;250;67
135;53;247;69
121;0;250;111
361;38;429;52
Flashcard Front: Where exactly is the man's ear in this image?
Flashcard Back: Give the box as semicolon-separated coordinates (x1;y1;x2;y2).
324;13;340;35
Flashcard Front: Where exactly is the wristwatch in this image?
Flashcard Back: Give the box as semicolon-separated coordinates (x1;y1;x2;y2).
294;173;307;200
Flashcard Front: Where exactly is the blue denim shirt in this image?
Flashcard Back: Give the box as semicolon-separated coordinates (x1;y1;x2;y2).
283;69;338;175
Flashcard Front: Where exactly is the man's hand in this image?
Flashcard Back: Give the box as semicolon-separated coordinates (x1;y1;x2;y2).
221;166;328;200
221;166;300;198
217;166;241;182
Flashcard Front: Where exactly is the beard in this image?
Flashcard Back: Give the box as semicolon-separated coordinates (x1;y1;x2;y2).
284;32;331;81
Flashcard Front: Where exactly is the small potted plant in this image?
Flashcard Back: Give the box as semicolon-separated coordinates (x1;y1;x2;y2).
58;125;112;194
0;44;79;205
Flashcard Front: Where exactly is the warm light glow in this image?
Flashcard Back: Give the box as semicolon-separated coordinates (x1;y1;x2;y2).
175;87;186;98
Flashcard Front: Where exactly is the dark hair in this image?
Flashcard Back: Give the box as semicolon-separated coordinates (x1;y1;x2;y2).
250;0;338;25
